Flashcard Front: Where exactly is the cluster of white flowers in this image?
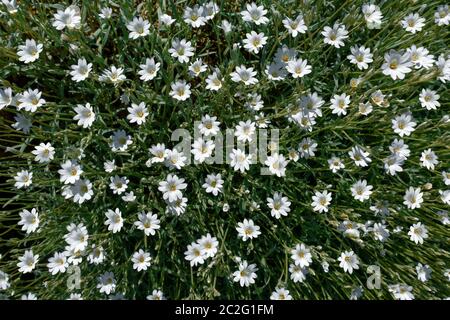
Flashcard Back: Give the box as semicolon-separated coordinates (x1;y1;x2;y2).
0;0;449;301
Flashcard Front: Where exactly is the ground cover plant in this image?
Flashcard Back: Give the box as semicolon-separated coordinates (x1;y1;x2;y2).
0;0;449;300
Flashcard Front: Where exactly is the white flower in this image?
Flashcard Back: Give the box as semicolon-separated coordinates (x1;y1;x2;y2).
243;31;267;54
17;88;45;112
169;80;191;101
267;192;291;219
408;222;428;244
64;223;89;252
298;138;317;158
122;191;136;202
245;94;264;113
311;190;332;213
235;120;256;142
440;190;450;205
322;23;348;48
127;102;148;125
191;138;214;163
21;293;38;300
97;272;116;295
158;174;187;202
126;17;150;39
18;208;39;234
230;65;258;85
338;220;361;238
420;149;438;170
110;130;133;152
2;0;18;14
14;170;33;189
134;211;160;236
149;143;168;163
442;171;450;186
350;287;363;300
416;263;432;282
68;293;83;300
47;252;68;275
99;7;113;19
99;66;126;84
328;156;345;173
330;93;351;116
347;45;373;70
58;160;82;184
265;153;288;177
70;58;92;82
230;149;252;173
270;288;292;300
188;58;207;77
164;149;187;170
205;71;223;91
17;39;43;64
286;58;312;78
265;62;288;81
381;50;413;80
138;57;160;82
435;5;450;26
435;54;450;83
289;264;308;283
370;90;386;106
283;14;307;37
233;260;258;287
349;146;371;167
0;87;13;110
183;5;206;28
169;38;195;63
240;2;269;25
87;245;105;265
17;250;39;273
255;112;270;128
419;89;440;110
198;114;220;136
401;13;425;34
202;173;224;196
52;6;81;30
105;208;124;233
274;45;297;64
184;242;206;267
165;197;188;216
73;103;95;128
384;154;404;176
392;113;416;137
236;219;261;241
203;1;219;20
407;45;435;69
0;271;10;290
147;289;166;300
69;179;93;204
159;13;175;26
197;233;219;258
338;250;360;274
372;222;390;242
389;284;414;300
132;249;152;271
12;113;32;133
403;187;424;209
109;175;129;195
351;179;373;202
291;243;312;268
31;142;55;163
220;19;233;34
362;4;383;29
389;138;410;159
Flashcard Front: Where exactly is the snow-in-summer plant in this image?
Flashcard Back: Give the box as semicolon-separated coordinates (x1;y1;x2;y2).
0;0;449;300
